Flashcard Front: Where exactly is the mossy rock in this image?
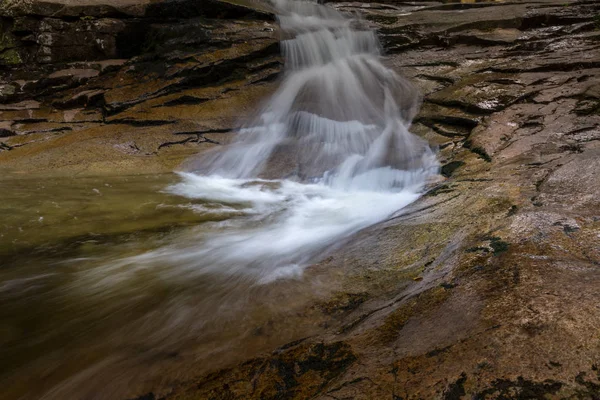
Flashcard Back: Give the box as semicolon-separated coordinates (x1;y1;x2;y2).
0;48;23;65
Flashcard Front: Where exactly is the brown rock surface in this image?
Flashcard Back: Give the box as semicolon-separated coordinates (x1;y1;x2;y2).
0;0;280;175
1;0;600;399
139;1;600;399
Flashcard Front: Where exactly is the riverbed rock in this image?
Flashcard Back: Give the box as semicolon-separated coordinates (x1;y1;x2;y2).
1;0;600;399
137;1;600;399
0;0;280;173
0;0;274;65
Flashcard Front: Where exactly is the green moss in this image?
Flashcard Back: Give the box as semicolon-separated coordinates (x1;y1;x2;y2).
467;236;510;256
316;292;369;315
466;246;490;254
0;25;22;65
488;237;510;255
0;31;17;53
0;48;23;65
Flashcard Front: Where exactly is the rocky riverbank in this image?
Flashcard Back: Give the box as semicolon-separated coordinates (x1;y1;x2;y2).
2;0;600;399
0;0;280;175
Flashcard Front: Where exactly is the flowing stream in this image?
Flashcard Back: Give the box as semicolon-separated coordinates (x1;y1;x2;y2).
155;0;438;283
0;1;437;399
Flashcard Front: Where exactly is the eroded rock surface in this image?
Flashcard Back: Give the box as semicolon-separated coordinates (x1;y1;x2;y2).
0;0;280;175
2;0;600;399
126;1;600;399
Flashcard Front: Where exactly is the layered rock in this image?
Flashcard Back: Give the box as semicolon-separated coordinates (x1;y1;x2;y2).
1;0;600;399
129;1;600;399
0;0;280;175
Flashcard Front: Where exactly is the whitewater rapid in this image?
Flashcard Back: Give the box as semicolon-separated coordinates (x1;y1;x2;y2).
0;2;443;398
123;0;438;283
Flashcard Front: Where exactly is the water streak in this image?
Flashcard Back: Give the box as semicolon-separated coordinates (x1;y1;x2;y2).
0;2;440;398
143;0;439;282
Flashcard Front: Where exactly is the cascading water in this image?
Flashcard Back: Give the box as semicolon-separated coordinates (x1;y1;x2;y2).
196;0;435;187
132;0;439;283
0;2;440;398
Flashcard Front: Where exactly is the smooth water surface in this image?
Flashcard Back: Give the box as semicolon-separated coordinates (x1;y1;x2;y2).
1;0;439;398
0;173;338;399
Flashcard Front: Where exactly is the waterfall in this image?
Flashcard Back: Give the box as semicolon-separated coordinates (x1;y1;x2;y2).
195;0;436;190
124;0;439;283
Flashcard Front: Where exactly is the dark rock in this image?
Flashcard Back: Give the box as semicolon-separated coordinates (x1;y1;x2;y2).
52;89;105;109
443;373;467;400
475;377;563;399
441;161;465;178
186;341;357;400
0;122;15;137
0;0;275;66
144;0;275;20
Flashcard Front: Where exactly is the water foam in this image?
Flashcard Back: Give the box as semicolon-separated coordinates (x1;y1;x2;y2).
124;0;438;283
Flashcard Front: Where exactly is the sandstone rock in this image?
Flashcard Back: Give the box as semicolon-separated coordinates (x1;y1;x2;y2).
0;100;40;111
0;0;275;19
1;0;600;399
0;0;280;148
93;58;127;73
52;89;105;109
149;1;600;398
47;68;100;80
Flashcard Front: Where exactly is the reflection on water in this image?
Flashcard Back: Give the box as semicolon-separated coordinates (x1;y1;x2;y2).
0;173;336;400
0;0;439;397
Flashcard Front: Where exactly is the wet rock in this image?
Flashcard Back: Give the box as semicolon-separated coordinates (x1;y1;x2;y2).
52;89;105;110
440;161;465;178
181;341;357;400
2;0;600;399
1;0;275;19
316;292;370;315
537;151;600;210
0;83;17;100
47;68;100;82
145;1;600;399
0;0;280;173
427;75;531;114
0;100;40;111
0;0;275;66
0;121;15;137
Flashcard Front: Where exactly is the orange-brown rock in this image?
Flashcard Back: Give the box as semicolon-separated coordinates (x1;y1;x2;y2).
1;0;600;399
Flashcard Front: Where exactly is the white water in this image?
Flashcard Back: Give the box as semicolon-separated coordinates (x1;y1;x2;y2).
0;4;441;398
124;0;438;283
0;4;446;400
